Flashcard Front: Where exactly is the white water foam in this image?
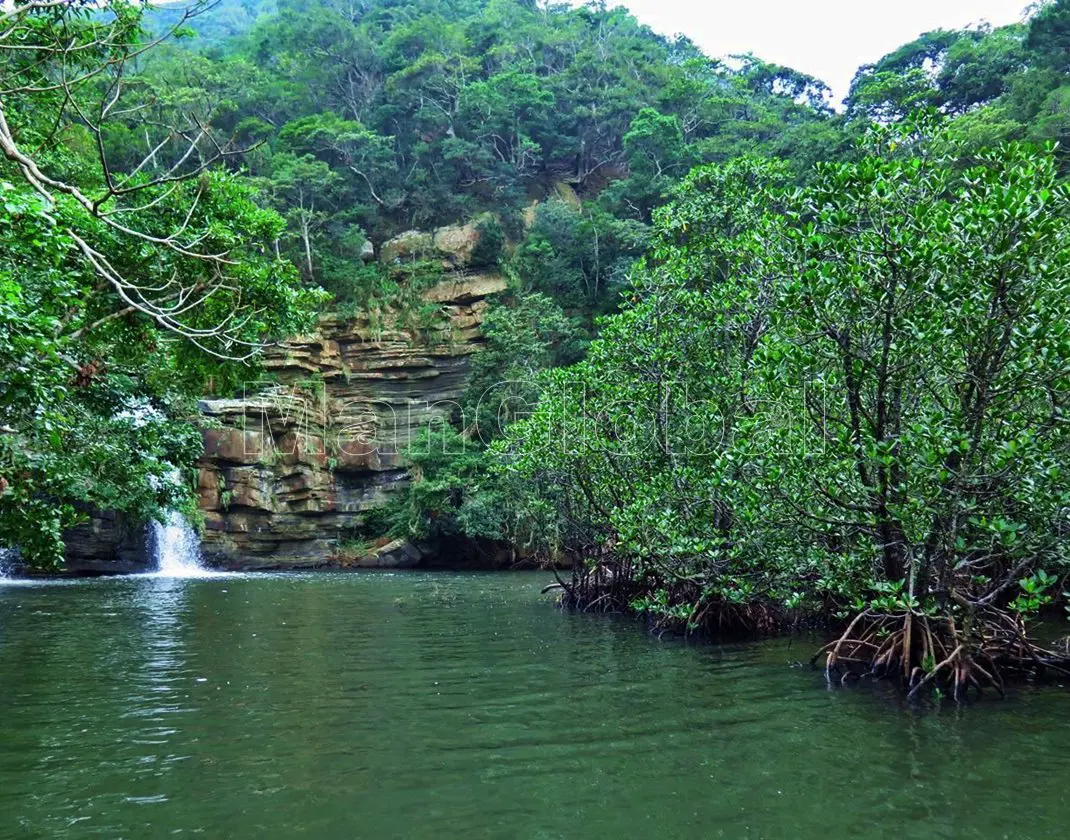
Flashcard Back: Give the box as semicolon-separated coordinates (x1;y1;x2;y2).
150;512;225;579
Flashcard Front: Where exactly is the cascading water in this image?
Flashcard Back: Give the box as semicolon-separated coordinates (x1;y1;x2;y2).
151;511;218;578
0;548;12;581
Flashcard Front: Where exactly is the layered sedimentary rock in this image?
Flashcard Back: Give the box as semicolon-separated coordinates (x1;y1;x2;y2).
195;270;507;569
59;222;505;573
62;511;152;575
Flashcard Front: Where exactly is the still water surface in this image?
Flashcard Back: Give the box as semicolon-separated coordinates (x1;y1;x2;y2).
2;572;1070;839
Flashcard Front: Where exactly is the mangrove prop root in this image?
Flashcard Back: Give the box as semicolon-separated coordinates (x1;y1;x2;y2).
818;607;1070;700
557;562;783;637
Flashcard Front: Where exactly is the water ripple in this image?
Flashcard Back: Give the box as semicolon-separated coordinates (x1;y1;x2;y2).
2;573;1070;839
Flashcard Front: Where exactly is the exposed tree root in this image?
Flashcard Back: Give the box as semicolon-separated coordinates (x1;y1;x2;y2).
553;562;1070;699
813;608;1070;701
556;561;783;638
556;560;637;613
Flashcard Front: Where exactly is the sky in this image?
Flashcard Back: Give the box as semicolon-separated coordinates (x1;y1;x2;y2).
609;0;1034;105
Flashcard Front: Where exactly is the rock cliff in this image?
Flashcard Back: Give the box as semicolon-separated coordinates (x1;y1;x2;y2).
58;221;506;574
195;270;507;570
60;510;153;575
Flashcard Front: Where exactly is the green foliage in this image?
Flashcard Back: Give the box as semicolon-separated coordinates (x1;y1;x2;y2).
510;198;648;310
498;129;1070;625
845;28;1029;120
388;425;505;543
605;107;689;220
0;1;322;567
1010;570;1058;616
0;182;203;565
385;290;578;548
470;215;505;267
845;9;1070;169
149;0;279;46
1027;0;1070;74
464;292;581;442
138;0;842;314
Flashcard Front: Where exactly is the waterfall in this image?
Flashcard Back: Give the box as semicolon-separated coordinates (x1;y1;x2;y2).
151;511;217;578
0;548;12;580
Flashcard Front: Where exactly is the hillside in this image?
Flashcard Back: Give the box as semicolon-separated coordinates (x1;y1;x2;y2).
138;0;844;309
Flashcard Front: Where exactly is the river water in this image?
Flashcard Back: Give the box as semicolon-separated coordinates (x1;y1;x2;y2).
1;572;1069;839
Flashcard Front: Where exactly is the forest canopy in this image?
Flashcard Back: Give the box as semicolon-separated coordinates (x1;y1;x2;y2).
135;0;846;304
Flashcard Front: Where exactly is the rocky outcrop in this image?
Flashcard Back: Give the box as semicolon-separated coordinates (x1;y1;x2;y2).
380;217;493;269
380;230;434;265
195;271;507;570
355;538;426;569
56;218;506;574
63;511;153;575
431;222;483;268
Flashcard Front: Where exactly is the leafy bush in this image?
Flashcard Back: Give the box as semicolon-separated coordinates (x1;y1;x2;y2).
471;216;506;267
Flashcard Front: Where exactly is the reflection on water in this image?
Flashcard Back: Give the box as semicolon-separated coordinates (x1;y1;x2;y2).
2;572;1070;839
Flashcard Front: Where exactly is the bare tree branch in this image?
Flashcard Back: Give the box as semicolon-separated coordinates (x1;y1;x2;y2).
0;0;281;360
